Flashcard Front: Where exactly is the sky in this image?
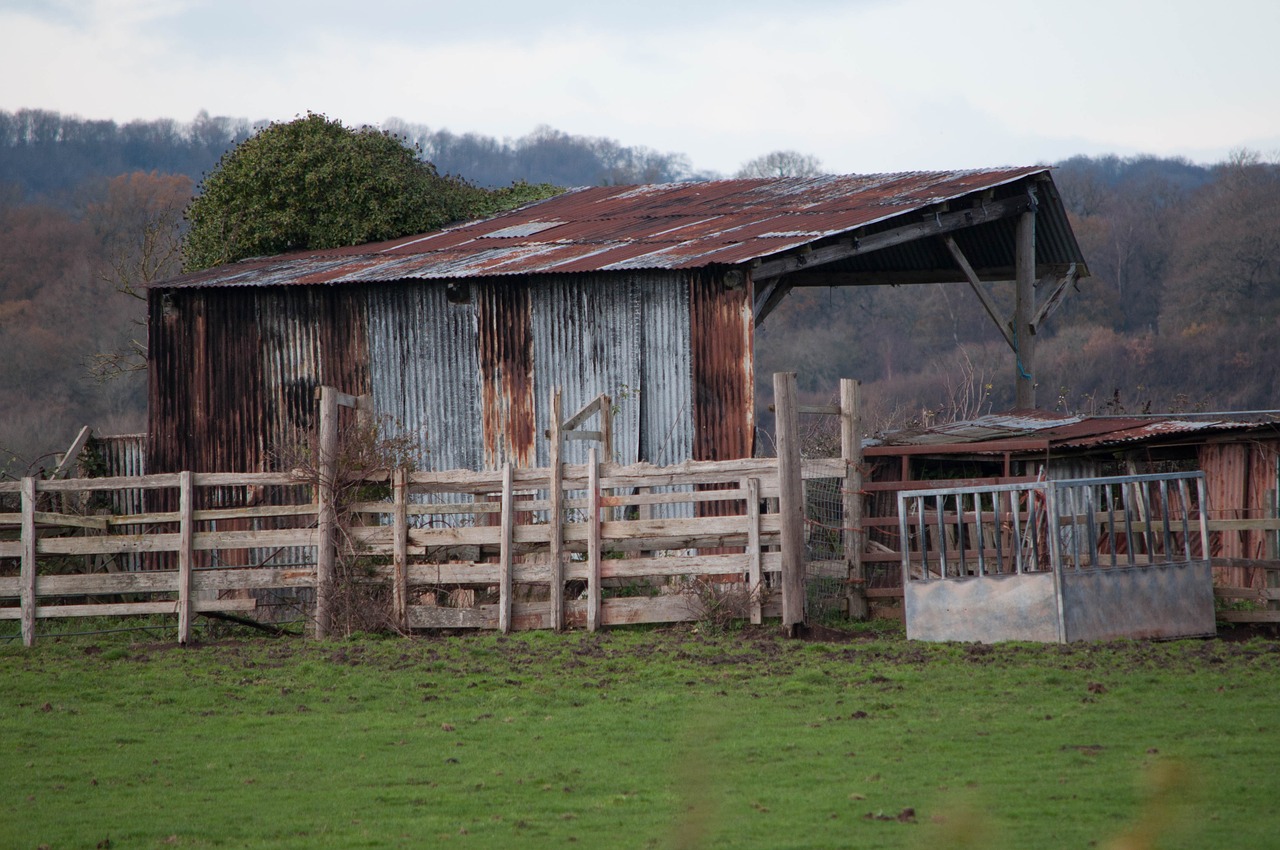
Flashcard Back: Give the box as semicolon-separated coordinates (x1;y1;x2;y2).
3;0;1279;176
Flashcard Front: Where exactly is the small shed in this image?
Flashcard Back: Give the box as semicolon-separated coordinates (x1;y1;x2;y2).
147;168;1087;478
863;411;1280;592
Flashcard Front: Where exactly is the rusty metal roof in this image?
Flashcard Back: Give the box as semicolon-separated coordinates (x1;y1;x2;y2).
159;167;1064;289
871;411;1266;453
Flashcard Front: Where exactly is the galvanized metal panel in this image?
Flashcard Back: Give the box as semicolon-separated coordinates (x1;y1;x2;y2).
637;274;693;468
905;573;1061;643
530;275;642;468
1060;561;1216;641
365;285;483;472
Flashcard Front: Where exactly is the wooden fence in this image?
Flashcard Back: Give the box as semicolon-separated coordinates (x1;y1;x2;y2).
3;451;863;646
0;471;319;646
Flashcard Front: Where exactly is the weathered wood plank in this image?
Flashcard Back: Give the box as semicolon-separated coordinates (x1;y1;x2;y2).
392;467;409;630
775;373;805;630
1214;586;1280;601
192;567;317;591
315;385;339;638
177;470;194;644
407;604;496;629
21;477;37;646
0;598;257;620
842;378;867;620
549;389;565;631
586;449;602;633
1218;610;1280;623
601;594;702;626
499;463;514;634
33;511;110;531
746;477;762;625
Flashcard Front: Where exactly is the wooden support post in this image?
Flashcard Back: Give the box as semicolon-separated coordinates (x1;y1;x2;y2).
20;477;37;647
392;467;409;629
745;476;763;625
1014;206;1037;409
841;379;867;620
549;388;565;631
587;448;603;632
498;463;515;634
774;372;805;634
1267;489;1278;611
600;395;613;461
177;471;194;644
315;386;339;639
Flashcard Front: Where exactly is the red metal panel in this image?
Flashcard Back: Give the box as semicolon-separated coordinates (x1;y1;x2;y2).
689;271;753;462
476;281;536;469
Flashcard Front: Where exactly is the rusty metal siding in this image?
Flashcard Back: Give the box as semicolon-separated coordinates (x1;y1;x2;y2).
365;285;483;472
690;270;754;461
148;287;368;477
476;280;536;469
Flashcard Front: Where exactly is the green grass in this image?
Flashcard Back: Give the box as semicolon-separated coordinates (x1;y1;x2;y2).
2;624;1279;849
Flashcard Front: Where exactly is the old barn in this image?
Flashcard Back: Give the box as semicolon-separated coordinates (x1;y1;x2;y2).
146;167;1087;476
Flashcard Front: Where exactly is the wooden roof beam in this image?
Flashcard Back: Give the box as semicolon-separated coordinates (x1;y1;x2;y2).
752;193;1033;282
942;235;1014;351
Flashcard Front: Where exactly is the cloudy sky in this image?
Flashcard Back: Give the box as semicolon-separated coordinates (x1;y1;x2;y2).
3;0;1278;176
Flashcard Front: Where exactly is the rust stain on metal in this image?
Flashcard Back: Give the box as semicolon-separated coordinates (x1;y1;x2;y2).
148;287;369;478
157;167;1078;289
689;270;753;462
476;281;536;469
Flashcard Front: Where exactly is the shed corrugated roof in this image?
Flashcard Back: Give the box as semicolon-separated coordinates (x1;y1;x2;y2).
871;411;1264;452
160;167;1063;289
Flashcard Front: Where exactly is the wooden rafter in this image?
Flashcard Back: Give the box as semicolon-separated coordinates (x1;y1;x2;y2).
941;235;1014;351
751;194;1033;283
1031;263;1079;333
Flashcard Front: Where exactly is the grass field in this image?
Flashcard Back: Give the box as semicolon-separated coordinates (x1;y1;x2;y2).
2;621;1278;849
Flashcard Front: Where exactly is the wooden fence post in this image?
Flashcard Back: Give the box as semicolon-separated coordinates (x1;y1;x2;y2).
774;372;805;634
840;379;867;619
315;386;339;638
499;463;515;634
549;388;565;631
599;395;613;461
20;476;37;647
587;448;602;632
745;476;762;625
392;467;409;629
177;471;194;644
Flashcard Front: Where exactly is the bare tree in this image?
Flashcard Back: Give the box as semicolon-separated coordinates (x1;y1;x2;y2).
735;150;824;178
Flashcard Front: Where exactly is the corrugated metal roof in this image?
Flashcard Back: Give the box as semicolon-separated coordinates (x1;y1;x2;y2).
159;167;1067;289
872;411;1264;452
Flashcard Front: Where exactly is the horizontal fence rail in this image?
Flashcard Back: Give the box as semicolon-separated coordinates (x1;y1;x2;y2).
2;455;831;645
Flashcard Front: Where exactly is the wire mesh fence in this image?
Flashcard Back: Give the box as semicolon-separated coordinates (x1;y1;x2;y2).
803;476;849;622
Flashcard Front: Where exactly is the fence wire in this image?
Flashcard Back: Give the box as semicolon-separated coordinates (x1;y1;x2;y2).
803;477;849;622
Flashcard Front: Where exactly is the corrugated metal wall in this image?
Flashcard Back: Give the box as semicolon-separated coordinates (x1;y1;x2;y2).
691;270;754;461
366;286;483;472
148;287;368;480
149;271;751;478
